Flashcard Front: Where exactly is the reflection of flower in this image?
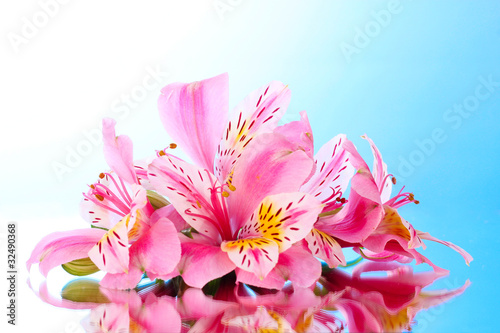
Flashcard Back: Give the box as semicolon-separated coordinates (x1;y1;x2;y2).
321;262;470;332
30;261;469;333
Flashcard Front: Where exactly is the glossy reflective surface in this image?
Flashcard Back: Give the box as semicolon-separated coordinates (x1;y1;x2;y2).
31;262;468;332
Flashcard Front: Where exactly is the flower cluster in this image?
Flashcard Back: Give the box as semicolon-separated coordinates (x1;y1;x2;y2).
27;73;472;290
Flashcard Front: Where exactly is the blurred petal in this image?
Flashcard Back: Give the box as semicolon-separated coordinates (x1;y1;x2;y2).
99;265;144;290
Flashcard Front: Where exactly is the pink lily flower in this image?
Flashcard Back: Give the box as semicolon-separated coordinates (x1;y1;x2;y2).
148;73;324;288
345;135;473;271
273;112;385;268
27;119;181;289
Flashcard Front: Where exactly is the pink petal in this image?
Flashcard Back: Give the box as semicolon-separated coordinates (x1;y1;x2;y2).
334;299;382;333
305;229;346;267
215;80;291;183
82;303;131;332
274;245;322;288
27;228;105;276
130;217;181;276
362;135;392;203
221;237;279;279
149;204;189;232
102;118;137;185
274;110;314;159
225;307;292;332
317;169;384;243
178;287;235;318
177;234;235;288
238;192;323;253
158;73;229;171
227;133;315;230
301;134;355;205
362;206;424;253
88;217;130;274
99;265;144;290
136;297;182;332
148;154;227;242
354;248;414;263
236;245;321;289
417;231;473;265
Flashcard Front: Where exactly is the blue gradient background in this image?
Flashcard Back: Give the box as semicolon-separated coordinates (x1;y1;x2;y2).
1;1;499;332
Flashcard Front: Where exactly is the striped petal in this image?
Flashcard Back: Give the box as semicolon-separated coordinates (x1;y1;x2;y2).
215;81;291;183
221;237;279;279
26;228;105;277
301;134;354;206
363;135;392;203
235;245;322;289
148;154;228;242
239;192;323;253
88;216;131;274
227;133;315;231
305;228;346;267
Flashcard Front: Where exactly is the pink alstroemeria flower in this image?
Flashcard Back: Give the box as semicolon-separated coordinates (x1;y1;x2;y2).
274;113;385;268
148;73;323;289
27;119;181;289
345;135;473;272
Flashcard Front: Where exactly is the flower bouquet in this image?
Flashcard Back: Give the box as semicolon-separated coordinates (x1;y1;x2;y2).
27;73;472;292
